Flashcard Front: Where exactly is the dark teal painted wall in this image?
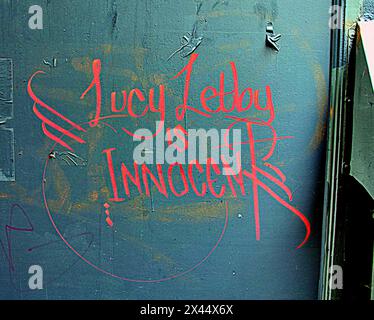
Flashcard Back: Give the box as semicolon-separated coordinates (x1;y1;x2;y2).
0;0;331;299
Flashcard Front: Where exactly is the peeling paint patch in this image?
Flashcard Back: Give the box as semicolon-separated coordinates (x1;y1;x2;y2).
0;58;15;182
0;128;15;181
0;58;13;120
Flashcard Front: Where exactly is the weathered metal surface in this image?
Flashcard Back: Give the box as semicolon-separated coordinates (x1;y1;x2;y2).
0;0;331;299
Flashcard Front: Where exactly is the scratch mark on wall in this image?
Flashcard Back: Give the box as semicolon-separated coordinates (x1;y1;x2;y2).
168;2;207;60
43;58;57;68
212;0;229;11
109;0;118;38
49;150;87;167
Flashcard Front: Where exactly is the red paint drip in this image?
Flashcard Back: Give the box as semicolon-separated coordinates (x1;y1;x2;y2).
104;203;113;227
